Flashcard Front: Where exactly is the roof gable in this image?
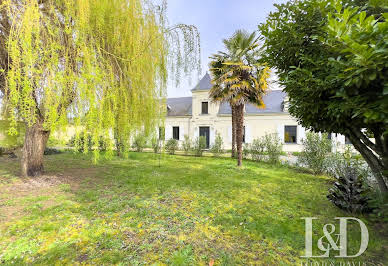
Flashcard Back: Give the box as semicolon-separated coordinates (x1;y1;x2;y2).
191;73;212;92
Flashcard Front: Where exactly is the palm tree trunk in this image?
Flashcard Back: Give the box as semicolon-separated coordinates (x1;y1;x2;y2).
231;105;236;158
235;104;244;167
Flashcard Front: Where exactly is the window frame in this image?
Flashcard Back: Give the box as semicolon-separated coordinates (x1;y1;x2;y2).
201;101;209;115
284;125;297;144
172;126;180;140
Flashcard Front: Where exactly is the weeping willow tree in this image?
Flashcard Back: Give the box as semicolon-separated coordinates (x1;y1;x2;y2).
0;0;200;177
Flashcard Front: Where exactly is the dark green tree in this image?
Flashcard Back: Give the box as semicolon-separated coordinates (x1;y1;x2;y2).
259;0;388;193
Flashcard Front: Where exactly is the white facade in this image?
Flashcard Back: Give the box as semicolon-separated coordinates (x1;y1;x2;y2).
164;74;348;152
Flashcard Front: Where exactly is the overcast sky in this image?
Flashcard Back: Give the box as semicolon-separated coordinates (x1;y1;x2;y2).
166;0;287;98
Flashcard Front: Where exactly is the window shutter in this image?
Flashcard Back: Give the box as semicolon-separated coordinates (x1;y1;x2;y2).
297;125;306;144
165;126;172;140
228;126;232;142
179;126;184;141
210;127;215;146
194;127;199;139
277;124;284;143
245;125;252;143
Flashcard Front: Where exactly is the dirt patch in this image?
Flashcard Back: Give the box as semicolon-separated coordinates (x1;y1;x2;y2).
0;166;101;226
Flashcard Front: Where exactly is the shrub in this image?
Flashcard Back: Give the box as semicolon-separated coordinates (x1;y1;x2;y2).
98;137;108;152
165;138;179;155
132;134;147;152
298;132;332;175
263;133;282;163
69;132;108;152
327;154;372;214
0;147;4;157
250;138;265;161
47;137;63;147
69;132;91;152
44;148;63;155
210;133;224;157
151;137;161;153
182;135;191;155
242;143;250;159
369;192;388;223
193;136;206;157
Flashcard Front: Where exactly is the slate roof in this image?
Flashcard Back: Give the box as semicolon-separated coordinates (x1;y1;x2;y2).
191;73;212;91
218;90;287;115
166;74;287;117
167;97;192;116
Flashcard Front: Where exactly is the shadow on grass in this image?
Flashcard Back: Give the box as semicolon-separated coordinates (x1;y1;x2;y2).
0;152;387;264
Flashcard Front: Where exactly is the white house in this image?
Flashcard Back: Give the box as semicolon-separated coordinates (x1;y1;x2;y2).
164;73;347;152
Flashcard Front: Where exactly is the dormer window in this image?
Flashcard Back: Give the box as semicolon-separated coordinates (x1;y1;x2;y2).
201;102;208;114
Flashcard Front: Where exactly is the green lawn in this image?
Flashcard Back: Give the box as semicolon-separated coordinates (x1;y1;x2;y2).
0;152;387;265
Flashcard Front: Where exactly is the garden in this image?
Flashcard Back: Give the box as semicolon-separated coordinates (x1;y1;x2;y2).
0;0;387;264
1;130;388;264
1;150;387;264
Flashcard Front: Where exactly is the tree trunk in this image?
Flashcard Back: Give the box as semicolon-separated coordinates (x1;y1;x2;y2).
231;105;236;158
114;128;123;157
347;131;388;193
235;104;244;167
21;121;50;177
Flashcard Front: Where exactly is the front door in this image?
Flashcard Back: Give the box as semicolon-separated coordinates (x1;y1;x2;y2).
199;127;210;149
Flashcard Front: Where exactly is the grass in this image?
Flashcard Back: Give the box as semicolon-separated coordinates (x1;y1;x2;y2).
0;152;387;265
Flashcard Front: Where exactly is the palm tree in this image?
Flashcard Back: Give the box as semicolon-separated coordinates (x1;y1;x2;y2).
209;30;270;166
209;54;237;158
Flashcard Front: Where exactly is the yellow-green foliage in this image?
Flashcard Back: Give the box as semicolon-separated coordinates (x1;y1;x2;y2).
1;0;200;156
0;120;24;148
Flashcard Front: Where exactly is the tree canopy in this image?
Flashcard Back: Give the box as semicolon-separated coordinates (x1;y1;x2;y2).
0;0;200;176
259;0;388;192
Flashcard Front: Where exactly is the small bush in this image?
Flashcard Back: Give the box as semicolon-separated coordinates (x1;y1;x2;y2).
151;137;161;153
98;137;108;152
298;132;332;175
182;135;191;155
47;138;60;147
250;138;265;161
165;138;179;155
292;151;301;156
69;133;108;152
44;148;62;155
242;143;250;159
369;192;388;223
210;133;224;157
0;147;4;157
132;134;147;152
193;136;206;157
327;154;372;214
263;133;282;163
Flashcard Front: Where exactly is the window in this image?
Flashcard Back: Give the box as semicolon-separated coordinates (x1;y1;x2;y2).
284;126;297;143
173;126;180;140
159;127;165;140
201;102;208;114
